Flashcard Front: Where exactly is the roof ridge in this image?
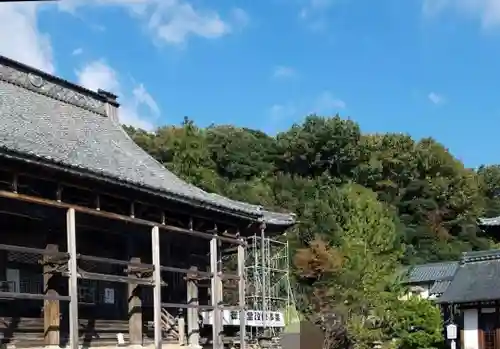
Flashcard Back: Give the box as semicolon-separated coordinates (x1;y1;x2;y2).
413;261;458;267
0;55;117;116
461;249;500;263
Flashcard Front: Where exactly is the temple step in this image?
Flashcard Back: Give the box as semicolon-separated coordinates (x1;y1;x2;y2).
160;308;180;341
0;317;169;347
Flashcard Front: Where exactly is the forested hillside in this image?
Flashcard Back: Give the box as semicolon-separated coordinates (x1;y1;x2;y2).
125;115;500;348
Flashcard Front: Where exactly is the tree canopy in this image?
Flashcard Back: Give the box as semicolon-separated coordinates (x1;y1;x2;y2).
125;114;496;349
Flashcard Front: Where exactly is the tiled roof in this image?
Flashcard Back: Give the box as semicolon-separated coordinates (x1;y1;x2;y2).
406;262;458;283
429;280;452;295
438;250;500;304
0;56;296;226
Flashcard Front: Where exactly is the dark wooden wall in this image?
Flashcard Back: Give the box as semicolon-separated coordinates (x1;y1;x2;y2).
0;211;212;346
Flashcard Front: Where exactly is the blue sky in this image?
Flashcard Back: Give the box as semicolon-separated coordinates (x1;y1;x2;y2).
1;0;499;168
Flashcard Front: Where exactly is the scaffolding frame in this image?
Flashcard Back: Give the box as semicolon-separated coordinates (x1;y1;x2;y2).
245;233;297;338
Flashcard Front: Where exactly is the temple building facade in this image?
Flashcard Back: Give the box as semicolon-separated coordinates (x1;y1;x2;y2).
0;55;295;349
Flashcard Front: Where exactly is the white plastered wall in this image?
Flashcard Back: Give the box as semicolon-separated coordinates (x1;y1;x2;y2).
463;308;479;349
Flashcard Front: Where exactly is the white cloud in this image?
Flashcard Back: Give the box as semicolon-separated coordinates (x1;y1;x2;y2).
422;0;450;16
268;91;345;125
76;60;160;131
422;0;500;28
299;0;334;30
0;3;54;73
230;8;250;28
60;0;247;45
148;3;230;44
273;66;297;79
312;91;346;113
132;83;160;116
76;60;120;92
428;92;446;105
300;0;334;18
269;103;297;121
72;48;83;56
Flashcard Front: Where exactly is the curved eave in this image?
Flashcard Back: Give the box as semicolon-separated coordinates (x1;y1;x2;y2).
207;193;296;227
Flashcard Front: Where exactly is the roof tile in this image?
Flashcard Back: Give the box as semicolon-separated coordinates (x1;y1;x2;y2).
0;56;295;225
406;262;458;283
438;250;500;304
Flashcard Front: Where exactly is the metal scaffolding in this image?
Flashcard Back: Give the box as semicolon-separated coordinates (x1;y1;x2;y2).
245;233;297;338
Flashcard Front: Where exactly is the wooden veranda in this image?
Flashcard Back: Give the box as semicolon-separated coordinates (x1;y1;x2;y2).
0;169;246;349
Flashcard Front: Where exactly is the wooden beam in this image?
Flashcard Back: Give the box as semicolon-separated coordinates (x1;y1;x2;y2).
76;271;154;286
161;265;213;278
151;226;162;349
238;243;246;349
0;190;243;244
128;257;143;346
43;244;60;347
0;243;68;257
66;208;79;349
78;253;153;269
0;292;70;301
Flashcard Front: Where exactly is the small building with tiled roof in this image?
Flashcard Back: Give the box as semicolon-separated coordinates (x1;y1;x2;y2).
436;249;500;349
401;261;458;300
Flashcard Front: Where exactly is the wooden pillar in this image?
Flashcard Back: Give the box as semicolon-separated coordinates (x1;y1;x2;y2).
66;208;79;349
0;248;6;291
178;313;186;346
43;244;60;347
151;226;162;349
237;243;246;349
128;257;143;346
187;266;200;348
0;248;5;279
210;237;222;349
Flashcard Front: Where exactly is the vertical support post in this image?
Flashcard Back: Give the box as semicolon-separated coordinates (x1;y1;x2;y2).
260;224;267;330
178;313;186;346
286;240;291;325
151;226;162;349
66;208;79;349
44;244;60;347
187;266;200;348
0;248;6;284
237;242;246;349
210;237;221;349
128;257;143;346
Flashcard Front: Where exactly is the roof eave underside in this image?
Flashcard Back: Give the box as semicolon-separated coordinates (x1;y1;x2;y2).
0;149;296;227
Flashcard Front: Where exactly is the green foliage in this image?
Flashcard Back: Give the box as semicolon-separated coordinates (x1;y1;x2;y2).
388;297;444;349
124;114;498;349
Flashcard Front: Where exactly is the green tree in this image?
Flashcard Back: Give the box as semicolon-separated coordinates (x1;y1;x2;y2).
294;184;404;349
477;164;500;217
388;297;443;349
206;125;277;180
276;115;362;179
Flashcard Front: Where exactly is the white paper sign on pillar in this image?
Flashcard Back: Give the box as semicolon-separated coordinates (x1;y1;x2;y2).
104;288;115;304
